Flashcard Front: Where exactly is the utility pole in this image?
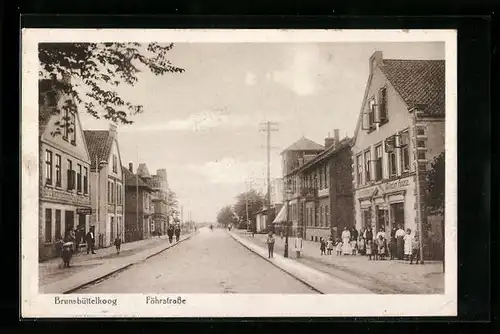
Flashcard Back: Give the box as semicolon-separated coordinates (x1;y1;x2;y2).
259;121;279;232
136;146;140;240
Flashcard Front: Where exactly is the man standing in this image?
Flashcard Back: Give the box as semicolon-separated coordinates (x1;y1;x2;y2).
85;226;96;254
294;233;303;258
174;224;181;242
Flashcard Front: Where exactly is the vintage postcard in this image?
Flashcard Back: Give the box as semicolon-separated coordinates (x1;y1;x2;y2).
21;29;457;318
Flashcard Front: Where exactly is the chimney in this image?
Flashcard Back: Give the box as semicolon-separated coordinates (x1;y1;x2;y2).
129;162;133;173
334;129;340;148
109;123;117;134
369;51;383;74
325;132;335;149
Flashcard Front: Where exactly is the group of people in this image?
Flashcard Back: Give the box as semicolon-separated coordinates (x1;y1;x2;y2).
166;224;182;243
322;225;421;264
55;225;97;268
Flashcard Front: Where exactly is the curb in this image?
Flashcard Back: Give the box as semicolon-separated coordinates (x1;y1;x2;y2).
229;232;373;294
44;233;194;294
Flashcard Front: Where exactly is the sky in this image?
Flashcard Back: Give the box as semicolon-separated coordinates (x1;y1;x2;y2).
78;42;445;222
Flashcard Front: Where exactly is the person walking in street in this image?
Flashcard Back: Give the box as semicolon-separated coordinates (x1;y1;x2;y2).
319;237;326;256
294;234;303;258
326;237;334;255
403;228;413;261
341;227;351;255
85;226;96;254
114;234;122;255
174;224;181;242
396;224;406;260
266;232;275;258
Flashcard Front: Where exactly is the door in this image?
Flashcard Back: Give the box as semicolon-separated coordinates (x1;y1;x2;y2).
65;210;75;237
110;217;115;242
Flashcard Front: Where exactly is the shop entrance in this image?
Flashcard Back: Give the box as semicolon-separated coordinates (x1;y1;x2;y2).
376;206;389;232
390;202;405;230
64;210;74;237
362;209;371;229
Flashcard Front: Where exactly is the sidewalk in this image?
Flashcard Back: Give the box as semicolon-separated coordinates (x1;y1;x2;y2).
229;232;372;294
232;230;444;294
39;232;195;293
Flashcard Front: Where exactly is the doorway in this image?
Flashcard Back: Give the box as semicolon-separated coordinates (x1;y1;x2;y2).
65;210;74;237
390;202;405;230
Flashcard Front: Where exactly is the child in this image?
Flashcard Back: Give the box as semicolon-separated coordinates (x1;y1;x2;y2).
366;239;373;260
320;237;326;256
326;238;334;255
350;238;358;255
377;235;386;260
410;236;421;264
61;242;73;268
335;238;343;256
357;236;365;256
114;235;122;255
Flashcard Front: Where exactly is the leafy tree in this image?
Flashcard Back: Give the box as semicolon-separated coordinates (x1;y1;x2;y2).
426;152;445;216
233;189;265;224
39;42;185;125
217;206;238;227
166;189;179;217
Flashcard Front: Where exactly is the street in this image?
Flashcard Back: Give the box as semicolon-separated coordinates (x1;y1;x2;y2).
76;227;317;294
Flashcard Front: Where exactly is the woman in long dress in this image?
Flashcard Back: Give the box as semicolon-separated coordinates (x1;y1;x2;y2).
403;228;413;261
341;227;351;255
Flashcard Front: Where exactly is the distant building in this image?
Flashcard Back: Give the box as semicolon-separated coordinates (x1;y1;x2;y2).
351;51;445;260
84;124;125;248
149;169;169;235
38;75;92;260
122;163;154;242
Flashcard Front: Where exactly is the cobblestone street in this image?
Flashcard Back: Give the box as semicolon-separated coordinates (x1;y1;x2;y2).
76;228;318;294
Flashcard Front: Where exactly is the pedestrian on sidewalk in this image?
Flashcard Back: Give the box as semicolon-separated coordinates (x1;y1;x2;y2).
363;226;374;242
85;226;96;254
341;227;351;255
396;224;406;260
377;235;387;260
167;225;174;243
335;238;343;256
294;234;303;258
61;241;74;268
326;237;334;255
357;235;365;255
319;237;326;256
266;232;275;258
404;228;413;261
410;234;421;264
65;228;76;253
350;238;358;255
114;234;122;255
366;239;373;260
175;224;181;242
389;226;397;260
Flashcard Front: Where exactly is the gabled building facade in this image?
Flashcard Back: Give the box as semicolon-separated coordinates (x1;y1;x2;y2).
351;51;445;260
149;169;169;235
84;125;125;248
39;76;92;260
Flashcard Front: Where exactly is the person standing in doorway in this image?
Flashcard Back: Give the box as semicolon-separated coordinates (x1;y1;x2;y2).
266;232;275;258
396;224;406;260
85;226;96;254
294;233;303;258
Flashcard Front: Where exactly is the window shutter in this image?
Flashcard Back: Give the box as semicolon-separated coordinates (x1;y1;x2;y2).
400;132;410;146
378;88;387;121
384;137;395;153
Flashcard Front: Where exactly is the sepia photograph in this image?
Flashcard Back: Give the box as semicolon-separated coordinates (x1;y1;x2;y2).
22;29;457;317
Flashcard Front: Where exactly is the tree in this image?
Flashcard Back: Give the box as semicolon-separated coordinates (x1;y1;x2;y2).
166;189;179;217
426;152;445;216
39;42;185;124
217;206;238;227
233;189;265;225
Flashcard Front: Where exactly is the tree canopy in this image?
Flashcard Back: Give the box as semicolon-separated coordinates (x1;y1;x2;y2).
426;151;445;216
233;189;265;224
217;206;238;227
39;42;185;124
167;189;179;217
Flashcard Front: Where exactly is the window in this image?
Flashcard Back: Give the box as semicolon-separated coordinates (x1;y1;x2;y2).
45;150;53;185
368;98;375;128
45;208;52;242
62;108;69;140
356;155;363;185
319;206;323;226
416;127;425;136
325;165;329;188
389;151;397;177
325;204;329;227
364;150;371;182
418;151;426;160
319;169;323;189
375;145;383;181
112;155;118;173
70;112;76;144
401;143;410;173
55;154;61;187
55;210;61;240
67;159;74;190
108;181;112;202
112;181;115;204
378;87;388;122
77;164;82;192
83;167;88;194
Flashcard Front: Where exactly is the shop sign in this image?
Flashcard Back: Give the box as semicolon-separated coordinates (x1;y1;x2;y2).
384;177;411;192
77;208;92;215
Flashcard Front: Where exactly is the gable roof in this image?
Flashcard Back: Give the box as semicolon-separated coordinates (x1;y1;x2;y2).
379;59;445;116
301;137;353;171
122;166;153;190
84;130;114;170
137;163;152;179
281;137;324;155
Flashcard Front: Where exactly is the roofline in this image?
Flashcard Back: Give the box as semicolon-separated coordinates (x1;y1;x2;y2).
300;139;352;172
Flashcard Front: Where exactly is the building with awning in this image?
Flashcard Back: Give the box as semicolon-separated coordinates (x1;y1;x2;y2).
272;203;287;225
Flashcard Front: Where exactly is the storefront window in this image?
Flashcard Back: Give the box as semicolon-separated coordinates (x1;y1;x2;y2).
390;202;405;230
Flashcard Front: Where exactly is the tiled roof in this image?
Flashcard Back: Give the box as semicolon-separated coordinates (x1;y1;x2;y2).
281;137;324;154
300;137;353;171
122;166;153;190
379;59;445;116
84;130;114;170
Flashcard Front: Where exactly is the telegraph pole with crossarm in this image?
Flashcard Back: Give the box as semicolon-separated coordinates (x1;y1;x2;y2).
259;121;279;232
